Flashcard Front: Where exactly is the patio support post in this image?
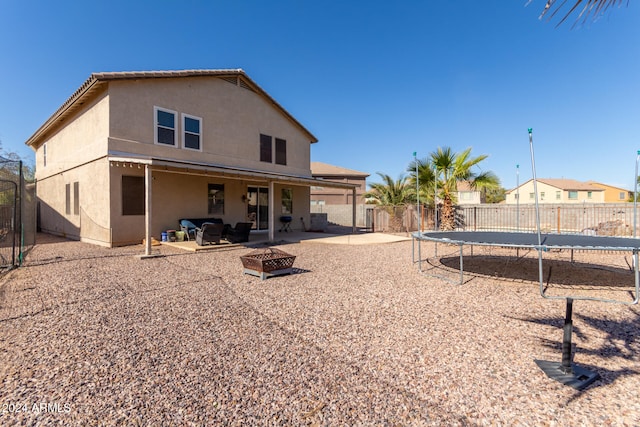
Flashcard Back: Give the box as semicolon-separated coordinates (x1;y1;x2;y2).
268;180;275;242
352;187;357;233
144;164;152;256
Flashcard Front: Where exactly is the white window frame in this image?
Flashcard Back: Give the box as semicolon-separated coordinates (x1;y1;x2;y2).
182;113;202;152
154;106;178;147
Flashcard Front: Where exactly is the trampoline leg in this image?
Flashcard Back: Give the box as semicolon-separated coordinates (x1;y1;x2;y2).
560;298;574;374
459;244;464;285
412;237;415;262
534;298;600;390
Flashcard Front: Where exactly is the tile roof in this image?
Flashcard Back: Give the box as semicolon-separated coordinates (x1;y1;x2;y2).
507;178;604;193
310;162;369;177
536;178;603;191
25;69;317;147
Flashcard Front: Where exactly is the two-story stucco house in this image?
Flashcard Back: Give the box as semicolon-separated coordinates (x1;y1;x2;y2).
25;69;356;252
504;178;605;204
455;181;484;205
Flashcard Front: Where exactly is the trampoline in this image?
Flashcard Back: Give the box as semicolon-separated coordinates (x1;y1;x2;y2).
412;230;640;389
413;230;640;299
409;129;640;389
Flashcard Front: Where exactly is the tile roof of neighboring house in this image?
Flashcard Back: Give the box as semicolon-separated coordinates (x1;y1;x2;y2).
507;178;603;193
25;69;317;148
587;181;632;192
310;162;369;177
456;181;475;192
536;178;603;191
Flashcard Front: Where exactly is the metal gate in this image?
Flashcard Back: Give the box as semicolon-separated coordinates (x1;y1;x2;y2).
0;179;17;267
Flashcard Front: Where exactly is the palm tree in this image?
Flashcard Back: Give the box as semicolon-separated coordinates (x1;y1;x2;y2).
534;0;628;26
407;158;437;206
410;147;500;231
364;173;413;232
364;172;412;206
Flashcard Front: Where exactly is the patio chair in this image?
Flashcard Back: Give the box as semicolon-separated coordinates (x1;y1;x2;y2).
225;222;253;243
195;222;225;246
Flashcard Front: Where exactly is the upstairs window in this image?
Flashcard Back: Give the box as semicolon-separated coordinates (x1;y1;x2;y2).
183;114;202;151
556;191;561;200
568;191;578;200
620;192;626;200
155;107;177;146
260;134;272;163
275;138;287;165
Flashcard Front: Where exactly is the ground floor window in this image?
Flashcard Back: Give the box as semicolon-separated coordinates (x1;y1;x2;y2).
122;176;144;215
281;188;292;214
208;183;224;215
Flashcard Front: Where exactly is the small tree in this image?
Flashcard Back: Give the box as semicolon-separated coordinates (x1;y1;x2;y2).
364;173;413;232
418;147;500;230
364;173;412;206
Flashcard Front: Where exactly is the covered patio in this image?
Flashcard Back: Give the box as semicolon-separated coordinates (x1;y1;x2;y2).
108;155;359;256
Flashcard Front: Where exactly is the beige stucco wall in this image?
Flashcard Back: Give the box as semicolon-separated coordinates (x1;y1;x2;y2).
38;158;112;245
106;78;312;177
34;93;110;180
505;181;604;204
34;93;113;245
108;165;311;245
31;75;315;246
456;191;482;205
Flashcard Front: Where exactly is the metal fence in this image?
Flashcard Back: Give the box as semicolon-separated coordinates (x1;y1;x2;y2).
0;157;36;268
456;203;637;236
369;203;639;237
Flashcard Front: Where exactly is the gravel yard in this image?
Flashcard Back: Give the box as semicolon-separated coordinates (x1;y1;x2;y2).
1;233;639;425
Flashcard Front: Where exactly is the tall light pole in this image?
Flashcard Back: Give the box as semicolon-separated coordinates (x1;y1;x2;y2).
528;128;542;248
414;152;420;233
635;150;639;238
516;164;520;231
434;165;438;230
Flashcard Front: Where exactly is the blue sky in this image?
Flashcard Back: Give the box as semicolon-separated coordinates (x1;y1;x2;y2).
1;0;639;190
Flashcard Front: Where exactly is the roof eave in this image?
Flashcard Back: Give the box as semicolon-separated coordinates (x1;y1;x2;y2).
25;69;318;149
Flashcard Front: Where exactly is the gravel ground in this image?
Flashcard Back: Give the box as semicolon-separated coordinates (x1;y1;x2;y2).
1;233;639;426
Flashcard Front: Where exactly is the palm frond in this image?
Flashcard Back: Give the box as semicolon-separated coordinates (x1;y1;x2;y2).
533;0;629;27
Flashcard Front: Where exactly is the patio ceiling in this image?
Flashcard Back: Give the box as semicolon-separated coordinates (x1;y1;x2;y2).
108;154;358;190
108;154;358;256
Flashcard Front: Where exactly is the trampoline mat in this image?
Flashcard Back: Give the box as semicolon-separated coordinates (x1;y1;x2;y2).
414;231;640;251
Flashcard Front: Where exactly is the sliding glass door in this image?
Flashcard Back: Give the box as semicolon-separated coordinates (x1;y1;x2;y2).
247;186;269;230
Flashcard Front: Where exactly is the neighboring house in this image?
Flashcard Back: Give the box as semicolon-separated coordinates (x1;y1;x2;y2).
455;181;484;205
310;162;369;206
587;181;632;202
25;69;357;251
505;178;605;204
